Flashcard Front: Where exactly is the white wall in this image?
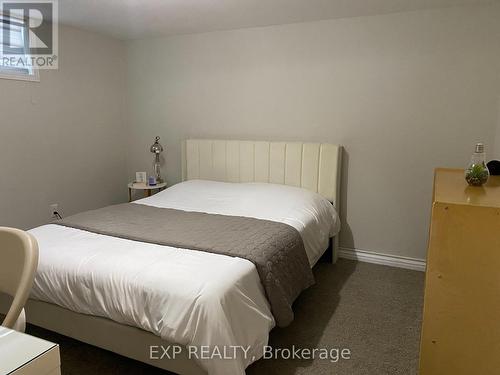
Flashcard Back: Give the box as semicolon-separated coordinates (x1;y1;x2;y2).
494;96;500;159
0;25;127;229
126;4;500;261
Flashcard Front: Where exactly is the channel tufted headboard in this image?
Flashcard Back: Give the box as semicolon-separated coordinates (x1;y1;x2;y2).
182;139;342;208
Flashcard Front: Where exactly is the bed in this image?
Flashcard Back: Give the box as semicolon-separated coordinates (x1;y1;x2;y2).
1;139;342;375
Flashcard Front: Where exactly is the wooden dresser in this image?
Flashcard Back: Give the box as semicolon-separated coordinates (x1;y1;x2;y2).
419;168;500;374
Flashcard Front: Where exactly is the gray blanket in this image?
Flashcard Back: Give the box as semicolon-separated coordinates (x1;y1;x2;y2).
55;203;314;327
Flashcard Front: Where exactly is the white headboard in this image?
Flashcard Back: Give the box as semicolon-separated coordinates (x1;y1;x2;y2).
182;139;342;207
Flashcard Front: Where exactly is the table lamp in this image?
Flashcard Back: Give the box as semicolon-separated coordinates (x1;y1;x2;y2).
150;136;164;183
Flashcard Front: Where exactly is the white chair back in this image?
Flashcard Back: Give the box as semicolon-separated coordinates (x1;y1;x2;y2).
0;227;39;331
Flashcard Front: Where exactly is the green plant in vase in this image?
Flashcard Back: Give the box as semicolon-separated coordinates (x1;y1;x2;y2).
465;143;489;187
465;164;489;186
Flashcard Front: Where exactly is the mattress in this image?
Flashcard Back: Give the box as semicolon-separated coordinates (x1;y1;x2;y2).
136;180;340;266
29;180;340;375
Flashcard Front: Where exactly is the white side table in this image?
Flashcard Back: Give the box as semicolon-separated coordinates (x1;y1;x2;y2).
0;327;60;375
128;182;167;202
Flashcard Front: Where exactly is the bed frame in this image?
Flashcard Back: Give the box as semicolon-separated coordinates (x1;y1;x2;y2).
1;139;343;375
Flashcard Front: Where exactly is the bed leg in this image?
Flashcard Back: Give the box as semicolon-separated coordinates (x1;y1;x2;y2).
331;236;339;264
320;237;338;264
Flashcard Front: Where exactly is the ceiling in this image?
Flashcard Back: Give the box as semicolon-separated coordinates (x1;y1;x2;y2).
59;0;497;40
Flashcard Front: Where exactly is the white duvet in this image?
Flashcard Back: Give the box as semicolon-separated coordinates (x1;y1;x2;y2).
29;180;340;375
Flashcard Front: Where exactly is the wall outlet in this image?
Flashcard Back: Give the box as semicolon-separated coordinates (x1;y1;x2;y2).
50;203;59;218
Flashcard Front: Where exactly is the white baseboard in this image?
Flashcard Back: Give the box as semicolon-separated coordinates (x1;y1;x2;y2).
338;247;426;272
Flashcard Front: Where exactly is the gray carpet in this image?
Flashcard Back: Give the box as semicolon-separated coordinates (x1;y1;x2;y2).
24;259;424;374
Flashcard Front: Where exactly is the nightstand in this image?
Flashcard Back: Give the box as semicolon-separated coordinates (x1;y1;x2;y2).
128;182;167;202
0;327;60;375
